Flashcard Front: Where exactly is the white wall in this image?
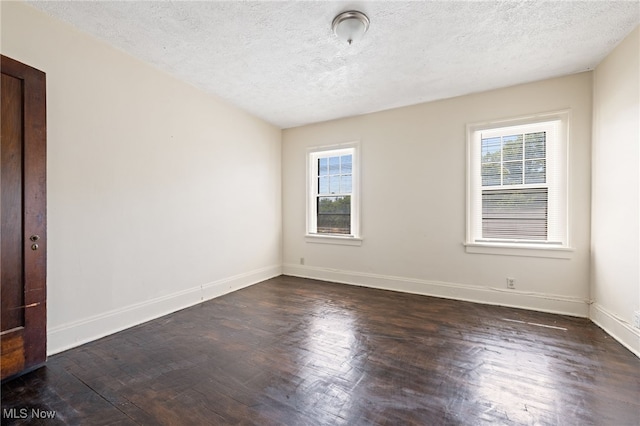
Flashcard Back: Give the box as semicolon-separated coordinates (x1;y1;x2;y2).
283;73;593;317
591;26;640;357
1;2;282;354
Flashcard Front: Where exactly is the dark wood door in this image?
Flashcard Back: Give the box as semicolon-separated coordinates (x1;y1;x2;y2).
1;55;47;381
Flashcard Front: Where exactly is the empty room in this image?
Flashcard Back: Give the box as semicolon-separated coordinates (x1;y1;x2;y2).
1;1;639;424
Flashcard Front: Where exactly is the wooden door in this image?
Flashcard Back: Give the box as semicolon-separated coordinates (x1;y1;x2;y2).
1;55;47;381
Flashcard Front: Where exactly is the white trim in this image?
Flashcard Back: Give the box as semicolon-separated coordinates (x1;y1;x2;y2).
46;265;639;360
47;265;282;355
305;234;363;246
464;242;574;259
282;264;589;317
590;303;640;358
466;109;572;130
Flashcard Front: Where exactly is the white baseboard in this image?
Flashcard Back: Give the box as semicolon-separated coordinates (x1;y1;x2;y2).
282;263;589;318
47;264;282;356
47;264;638;360
590;303;640;358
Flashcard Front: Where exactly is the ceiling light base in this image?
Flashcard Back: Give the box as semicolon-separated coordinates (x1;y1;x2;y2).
332;11;370;45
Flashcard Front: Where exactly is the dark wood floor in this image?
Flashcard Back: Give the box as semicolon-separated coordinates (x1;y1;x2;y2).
2;276;639;425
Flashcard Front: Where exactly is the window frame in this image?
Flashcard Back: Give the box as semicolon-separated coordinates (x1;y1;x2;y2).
465;111;572;258
306;142;361;246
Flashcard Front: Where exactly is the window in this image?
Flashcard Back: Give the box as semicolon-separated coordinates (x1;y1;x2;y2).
307;143;360;243
466;111;570;255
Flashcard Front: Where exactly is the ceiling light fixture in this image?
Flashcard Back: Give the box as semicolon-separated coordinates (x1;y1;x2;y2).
332;11;370;45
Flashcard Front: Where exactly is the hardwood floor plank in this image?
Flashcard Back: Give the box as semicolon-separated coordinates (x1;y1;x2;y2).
2;275;639;425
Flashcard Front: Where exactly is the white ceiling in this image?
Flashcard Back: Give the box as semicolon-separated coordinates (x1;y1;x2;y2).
27;1;640;129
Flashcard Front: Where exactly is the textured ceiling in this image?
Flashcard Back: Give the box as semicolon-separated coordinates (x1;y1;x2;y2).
27;1;640;129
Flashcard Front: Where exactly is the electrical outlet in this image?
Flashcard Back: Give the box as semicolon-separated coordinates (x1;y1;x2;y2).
633;311;640;329
300;257;305;265
506;278;516;289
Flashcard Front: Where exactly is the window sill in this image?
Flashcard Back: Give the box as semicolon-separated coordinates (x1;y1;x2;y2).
305;234;363;246
464;242;573;259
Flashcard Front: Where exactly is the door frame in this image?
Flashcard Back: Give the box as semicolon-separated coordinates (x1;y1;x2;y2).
1;55;47;381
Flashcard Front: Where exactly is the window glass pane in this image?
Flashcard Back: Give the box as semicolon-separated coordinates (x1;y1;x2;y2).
502;135;523;161
481;137;501;163
329;156;340;175
525;132;545;159
482;188;548;240
503;161;523;185
341;155;352;173
482;163;501;186
318;158;328;176
525;159;546;184
318;196;351;214
318;176;329;194
329;175;340;194
341;174;352;193
317;196;351;234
